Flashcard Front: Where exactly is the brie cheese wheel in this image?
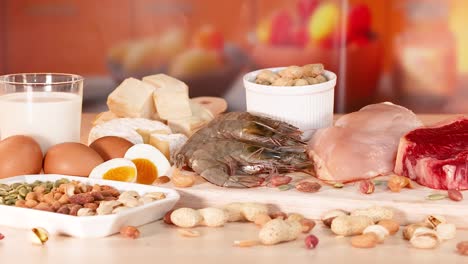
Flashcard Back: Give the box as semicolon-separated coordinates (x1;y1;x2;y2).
88;118;171;145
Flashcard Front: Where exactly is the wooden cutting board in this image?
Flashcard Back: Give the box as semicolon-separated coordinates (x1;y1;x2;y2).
81;113;467;228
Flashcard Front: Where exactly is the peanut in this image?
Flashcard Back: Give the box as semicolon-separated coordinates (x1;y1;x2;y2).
351;206;394;223
233;240;259;247
25;199;39;208
305;77;319;85
154;176;171;185
254;213;272;227
359;180;375;194
448;189;463;201
315;74;327;83
177;229;200;238
304;234;319;249
294;79;309;86
300;219;316;233
270;211;288;220
170;208;203;228
456;241;468;256
287;213;304;222
331;215;373;236
271;77;295;86
387;175;410;192
295;181;321;193
302;63;324;77
351;233;378;248
163;210;174;225
363;225;389;243
34;202;53;212
256;70;279;83
377;219;399;235
120;226;140;239
270;175;292;187
410;229;439;249
278;66;304;79
172;168;196;188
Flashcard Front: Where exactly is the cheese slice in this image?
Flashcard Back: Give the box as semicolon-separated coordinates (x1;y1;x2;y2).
88;118;171;145
107;77;156;119
149;133;188;162
136;128;170;144
143;74;192;120
167;102;214;137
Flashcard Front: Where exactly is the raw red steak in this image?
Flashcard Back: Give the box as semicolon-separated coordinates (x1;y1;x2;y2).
394;117;468;190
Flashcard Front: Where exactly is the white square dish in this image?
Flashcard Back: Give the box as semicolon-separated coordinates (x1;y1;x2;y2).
0;174;180;238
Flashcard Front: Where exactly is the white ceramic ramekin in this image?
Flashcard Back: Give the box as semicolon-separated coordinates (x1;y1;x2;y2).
243;67;336;140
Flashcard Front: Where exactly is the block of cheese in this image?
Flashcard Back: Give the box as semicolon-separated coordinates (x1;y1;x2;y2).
149;133;188;161
167;102;214;137
136;128;170;144
88;118;171;145
107;78;156;119
93;111;119;126
143;74;192;120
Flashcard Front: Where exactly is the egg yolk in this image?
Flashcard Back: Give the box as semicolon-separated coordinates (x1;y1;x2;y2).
103;166;136;182
132;158;158;184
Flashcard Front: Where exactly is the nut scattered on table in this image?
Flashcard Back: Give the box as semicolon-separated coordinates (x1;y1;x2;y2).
30;227;49;245
447;189;463;201
304;234;319;249
456;241;468;256
120;226;140;239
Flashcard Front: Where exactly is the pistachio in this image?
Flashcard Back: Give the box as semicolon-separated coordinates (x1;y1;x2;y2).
410;228;439;249
30;227;49;245
425;215;446;228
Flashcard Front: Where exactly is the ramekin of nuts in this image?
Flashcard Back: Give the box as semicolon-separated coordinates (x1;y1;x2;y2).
243;64;336;140
0;174;179;238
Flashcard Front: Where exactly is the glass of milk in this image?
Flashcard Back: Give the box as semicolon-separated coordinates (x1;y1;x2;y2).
0;73;83;153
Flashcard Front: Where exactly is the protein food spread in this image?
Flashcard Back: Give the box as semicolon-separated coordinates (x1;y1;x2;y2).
0;63;466;257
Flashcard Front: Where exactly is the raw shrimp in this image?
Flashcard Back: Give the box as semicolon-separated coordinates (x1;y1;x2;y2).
175;112;313;188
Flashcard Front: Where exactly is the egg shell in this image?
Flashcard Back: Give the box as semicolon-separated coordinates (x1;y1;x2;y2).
89;158;137;183
44;142;104;177
0;135;43;178
89;136;134;161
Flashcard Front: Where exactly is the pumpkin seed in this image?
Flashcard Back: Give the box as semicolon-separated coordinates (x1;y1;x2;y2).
426;194;448;200
0;189;8;196
10;183;21;189
0;197;4;204
4;199;15;205
278;184;293;191
373;180;387;186
18;187;28;197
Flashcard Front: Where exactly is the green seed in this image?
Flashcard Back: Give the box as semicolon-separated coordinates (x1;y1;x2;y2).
426;193;448;200
278;184;293;191
373;180;387;186
5;199;15;205
10;183;21;189
18;187;28;197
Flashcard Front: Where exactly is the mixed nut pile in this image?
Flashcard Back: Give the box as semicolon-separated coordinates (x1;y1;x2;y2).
254;64;328;86
0;179;166;216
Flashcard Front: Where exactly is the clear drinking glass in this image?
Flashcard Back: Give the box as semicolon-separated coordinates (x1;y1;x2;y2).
0;73;83;153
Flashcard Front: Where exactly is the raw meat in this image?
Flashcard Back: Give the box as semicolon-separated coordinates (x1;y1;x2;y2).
308;102;422;183
395;117;468;190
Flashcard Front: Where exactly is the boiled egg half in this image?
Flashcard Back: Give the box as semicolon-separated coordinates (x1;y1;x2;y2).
89;158;137;182
124;144;171;184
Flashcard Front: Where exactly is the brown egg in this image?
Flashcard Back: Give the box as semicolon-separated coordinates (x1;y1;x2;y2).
44;142;104;177
89;136;134;161
0;135;43;178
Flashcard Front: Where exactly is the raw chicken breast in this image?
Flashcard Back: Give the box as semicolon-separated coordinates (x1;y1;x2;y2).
308;102;423;183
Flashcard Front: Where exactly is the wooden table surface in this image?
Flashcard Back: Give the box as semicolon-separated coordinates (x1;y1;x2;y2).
1;113;466;264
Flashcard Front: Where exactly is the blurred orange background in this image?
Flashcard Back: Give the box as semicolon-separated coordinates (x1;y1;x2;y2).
0;0;467;113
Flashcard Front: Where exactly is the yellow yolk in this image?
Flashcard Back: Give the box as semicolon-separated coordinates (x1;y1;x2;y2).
102;166;136;182
132;158;159;184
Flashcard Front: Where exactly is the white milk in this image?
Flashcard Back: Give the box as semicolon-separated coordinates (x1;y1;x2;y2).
0;92;82;153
